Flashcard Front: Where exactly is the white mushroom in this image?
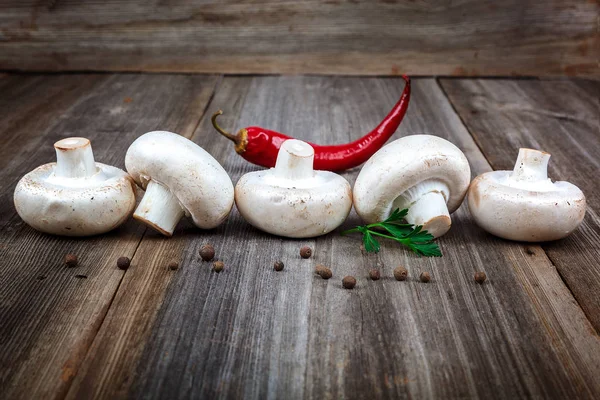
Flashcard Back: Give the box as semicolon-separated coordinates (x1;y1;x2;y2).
13;137;136;236
235;139;352;238
353;135;471;238
125;131;234;236
468;148;586;242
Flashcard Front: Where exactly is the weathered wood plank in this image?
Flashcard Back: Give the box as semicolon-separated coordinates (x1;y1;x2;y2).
0;73;218;399
68;77;600;399
0;1;598;77
440;78;600;331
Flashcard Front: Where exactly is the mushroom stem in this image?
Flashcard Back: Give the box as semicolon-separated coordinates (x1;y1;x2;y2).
274;139;315;180
133;180;185;236
511;148;550;182
405;192;451;238
54;137;97;178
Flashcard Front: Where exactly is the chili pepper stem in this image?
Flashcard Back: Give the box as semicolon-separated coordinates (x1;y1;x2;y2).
211;110;238;143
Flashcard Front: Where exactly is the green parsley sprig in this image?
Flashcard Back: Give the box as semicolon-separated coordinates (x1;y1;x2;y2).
342;208;442;257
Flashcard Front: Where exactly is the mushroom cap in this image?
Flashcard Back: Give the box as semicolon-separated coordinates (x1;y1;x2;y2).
468;171;586;242
353;134;471;224
125;131;234;229
235;170;352;238
14;162;136;236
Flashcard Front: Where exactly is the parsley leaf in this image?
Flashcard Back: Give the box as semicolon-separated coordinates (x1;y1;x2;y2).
342;208;442;257
359;226;381;253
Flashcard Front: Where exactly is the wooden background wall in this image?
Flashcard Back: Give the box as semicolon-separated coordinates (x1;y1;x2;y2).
0;0;598;76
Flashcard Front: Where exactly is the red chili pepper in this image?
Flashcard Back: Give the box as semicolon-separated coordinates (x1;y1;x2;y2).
211;75;411;172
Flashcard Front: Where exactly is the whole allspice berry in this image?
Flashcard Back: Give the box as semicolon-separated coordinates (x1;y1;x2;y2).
65;254;78;268
199;244;215;261
117;256;131;270
168;261;179;271
318;266;332;280
393;266;408;281
274;261;284;271
315;264;332;279
342;276;357;289
474;271;487;284
420;272;431;283
300;246;312;259
213;261;225;273
369;269;381;281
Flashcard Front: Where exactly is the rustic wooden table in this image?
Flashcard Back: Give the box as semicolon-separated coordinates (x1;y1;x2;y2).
0;74;598;399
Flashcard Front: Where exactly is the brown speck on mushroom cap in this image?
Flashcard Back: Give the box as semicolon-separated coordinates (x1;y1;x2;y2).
200;244;215;261
117;256;130;270
369;269;381;280
65;254;78;268
342;276;356;289
420;272;431;283
300;246;312;259
393;266;408;281
474;271;487;284
274;261;284;271
168;261;179;270
213;261;224;273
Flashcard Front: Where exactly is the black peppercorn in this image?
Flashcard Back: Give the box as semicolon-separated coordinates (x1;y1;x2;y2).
474;271;487;284
117;256;130;270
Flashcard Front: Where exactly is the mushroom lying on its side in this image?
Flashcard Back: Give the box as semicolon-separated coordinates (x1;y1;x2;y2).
235;139;352;238
14;137;136;236
353;135;471;238
468;148;586;242
125;131;234;236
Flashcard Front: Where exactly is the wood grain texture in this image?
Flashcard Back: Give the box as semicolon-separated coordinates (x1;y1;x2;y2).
67;77;600;399
0;73;218;399
0;1;598;77
440;78;600;331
